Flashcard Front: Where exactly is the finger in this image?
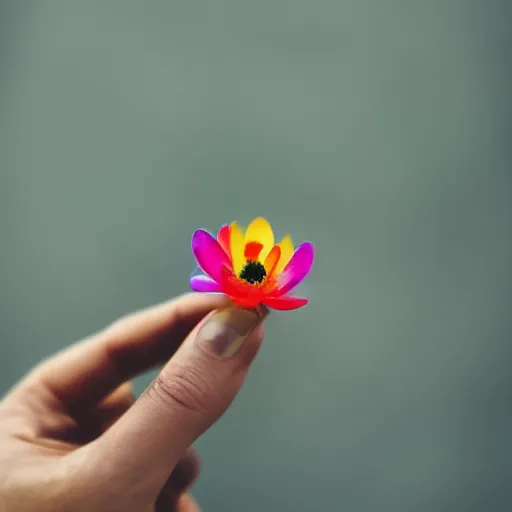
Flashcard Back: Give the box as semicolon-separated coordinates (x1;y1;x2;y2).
156;494;201;512
156;449;200;511
31;293;229;409
100;381;135;409
63;382;136;443
177;494;201;512
87;305;267;494
165;448;200;492
95;382;136;433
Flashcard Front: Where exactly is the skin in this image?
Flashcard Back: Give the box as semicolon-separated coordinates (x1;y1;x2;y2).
0;293;267;511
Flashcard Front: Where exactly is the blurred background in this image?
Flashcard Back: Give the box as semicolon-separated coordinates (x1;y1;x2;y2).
1;1;511;510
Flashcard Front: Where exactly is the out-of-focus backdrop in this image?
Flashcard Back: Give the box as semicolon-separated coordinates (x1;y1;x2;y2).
1;2;511;511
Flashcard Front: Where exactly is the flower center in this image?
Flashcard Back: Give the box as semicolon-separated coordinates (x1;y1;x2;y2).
239;260;266;284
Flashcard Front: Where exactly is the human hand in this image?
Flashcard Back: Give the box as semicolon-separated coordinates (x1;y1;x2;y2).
0;293;267;511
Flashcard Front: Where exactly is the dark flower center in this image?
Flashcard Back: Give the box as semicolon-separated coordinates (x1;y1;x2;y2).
239;260;266;284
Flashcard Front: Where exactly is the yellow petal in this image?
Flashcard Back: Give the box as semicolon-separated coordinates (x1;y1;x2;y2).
244;217;274;260
230;222;246;275
274;235;294;274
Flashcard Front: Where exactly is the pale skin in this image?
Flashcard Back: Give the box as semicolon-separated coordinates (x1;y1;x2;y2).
0;293;268;511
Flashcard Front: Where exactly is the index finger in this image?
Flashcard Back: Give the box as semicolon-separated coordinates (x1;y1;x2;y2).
29;293;229;409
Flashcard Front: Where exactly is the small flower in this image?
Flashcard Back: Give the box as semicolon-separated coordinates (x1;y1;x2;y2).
190;217;314;311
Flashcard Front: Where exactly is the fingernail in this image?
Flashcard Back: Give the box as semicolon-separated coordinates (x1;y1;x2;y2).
196;306;268;358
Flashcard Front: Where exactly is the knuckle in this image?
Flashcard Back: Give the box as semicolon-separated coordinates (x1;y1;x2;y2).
147;365;213;415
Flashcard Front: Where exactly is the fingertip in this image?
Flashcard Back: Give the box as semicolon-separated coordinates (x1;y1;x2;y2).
178;493;201;512
171;449;201;492
193;306;267;360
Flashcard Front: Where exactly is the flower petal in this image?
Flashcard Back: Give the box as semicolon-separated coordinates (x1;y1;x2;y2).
232;295;263;308
230;222;246;275
245;217;274;260
244;241;264;261
264;245;281;276
217;224;231;257
191;230;231;283
220;266;263;308
263;296;309;310
190;274;222;293
276;242;315;295
274;235;294;275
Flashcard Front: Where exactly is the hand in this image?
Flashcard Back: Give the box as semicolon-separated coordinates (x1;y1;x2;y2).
0;293;267;511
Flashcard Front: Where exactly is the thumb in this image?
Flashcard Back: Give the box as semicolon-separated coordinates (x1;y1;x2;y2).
87;305;267;493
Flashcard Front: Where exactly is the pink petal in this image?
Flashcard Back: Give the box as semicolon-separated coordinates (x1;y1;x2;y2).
276;242;314;295
191;230;231;283
263;296;309;310
190;274;222;293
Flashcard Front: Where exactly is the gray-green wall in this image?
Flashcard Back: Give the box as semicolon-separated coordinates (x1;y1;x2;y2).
1;2;511;510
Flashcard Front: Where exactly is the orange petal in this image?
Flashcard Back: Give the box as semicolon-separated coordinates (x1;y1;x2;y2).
264;245;281;277
261;276;278;294
244;241;264;261
274;235;294;275
216;225;231;257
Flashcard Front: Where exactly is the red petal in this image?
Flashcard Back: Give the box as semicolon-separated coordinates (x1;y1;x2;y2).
220;266;263;307
232;295;262;308
262;296;308;311
217;225;231;258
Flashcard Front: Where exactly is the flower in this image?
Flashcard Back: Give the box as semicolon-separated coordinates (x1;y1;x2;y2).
190;217;314;311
